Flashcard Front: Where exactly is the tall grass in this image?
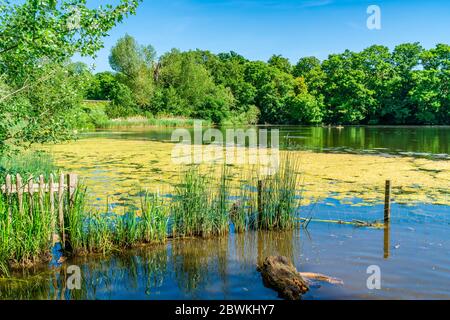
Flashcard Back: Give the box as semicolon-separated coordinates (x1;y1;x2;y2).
256;154;300;230
230;175;256;233
97;116;212;129
66;191;170;255
0;151;56;182
140;192;170;243
0;180;58;272
171;166;230;237
231;154;301;231
0;176;88;274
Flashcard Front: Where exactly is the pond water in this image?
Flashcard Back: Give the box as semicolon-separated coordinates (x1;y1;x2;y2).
2;126;449;300
1;201;449;300
86;125;450;159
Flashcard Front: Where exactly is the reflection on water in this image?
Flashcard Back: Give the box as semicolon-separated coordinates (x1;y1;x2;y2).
2;201;449;300
384;222;390;259
87;125;450;159
16;125;447;300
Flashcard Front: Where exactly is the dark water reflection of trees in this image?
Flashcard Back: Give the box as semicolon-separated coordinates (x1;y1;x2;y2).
0;230;303;300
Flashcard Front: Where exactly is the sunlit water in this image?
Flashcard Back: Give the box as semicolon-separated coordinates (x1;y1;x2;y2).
1;126;449;300
2;201;449;300
86;125;450;159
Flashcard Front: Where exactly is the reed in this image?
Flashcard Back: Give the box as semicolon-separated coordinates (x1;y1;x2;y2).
256;154;301;230
0;179;56;270
171;165;231;237
139;192;170;243
66;191;170;255
1;155;302;274
230;173;256;233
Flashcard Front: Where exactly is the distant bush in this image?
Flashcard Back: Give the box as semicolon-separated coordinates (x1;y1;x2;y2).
106;83;139;118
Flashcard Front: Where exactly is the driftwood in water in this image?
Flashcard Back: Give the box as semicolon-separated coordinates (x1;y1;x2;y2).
258;256;309;300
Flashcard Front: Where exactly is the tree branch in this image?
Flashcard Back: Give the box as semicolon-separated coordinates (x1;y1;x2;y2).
0;70;56;103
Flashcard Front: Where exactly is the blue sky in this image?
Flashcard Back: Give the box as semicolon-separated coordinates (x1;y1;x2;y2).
77;0;450;71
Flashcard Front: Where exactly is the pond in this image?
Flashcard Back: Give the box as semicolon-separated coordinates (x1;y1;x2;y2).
1;201;449;300
1;126;449;300
86;125;450;159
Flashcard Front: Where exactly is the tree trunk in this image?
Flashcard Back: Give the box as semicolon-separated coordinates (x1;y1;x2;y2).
258;256;309;300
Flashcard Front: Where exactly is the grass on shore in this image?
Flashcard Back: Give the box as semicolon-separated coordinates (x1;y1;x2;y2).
97;116;212;129
0;178;72;274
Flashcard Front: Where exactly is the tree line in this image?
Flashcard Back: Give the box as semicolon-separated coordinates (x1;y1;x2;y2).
1;1;448;157
87;35;449;126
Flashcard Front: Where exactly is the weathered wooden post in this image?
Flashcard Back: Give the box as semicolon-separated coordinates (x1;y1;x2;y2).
65;173;78;250
28;175;34;218
38;175;45;217
16;174;23;215
58;173;65;247
384;180;391;223
383;222;390;259
258;180;264;228
49;174;56;243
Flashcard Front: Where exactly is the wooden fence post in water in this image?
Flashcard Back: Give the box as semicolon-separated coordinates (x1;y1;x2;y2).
258;180;264;228
384;222;390;259
49;174;56;243
58;173;65;247
384;180;391;223
16;174;23;215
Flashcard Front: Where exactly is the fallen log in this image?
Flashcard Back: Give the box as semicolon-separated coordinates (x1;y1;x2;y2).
257;256;309;300
299;272;344;285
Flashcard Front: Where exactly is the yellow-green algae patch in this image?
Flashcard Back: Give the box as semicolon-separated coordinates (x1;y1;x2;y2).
43;137;449;210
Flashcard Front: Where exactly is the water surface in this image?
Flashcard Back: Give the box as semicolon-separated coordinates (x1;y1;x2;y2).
86;125;450;159
2;201;449;300
5;125;447;300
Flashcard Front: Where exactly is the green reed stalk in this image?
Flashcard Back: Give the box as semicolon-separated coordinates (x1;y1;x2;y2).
0;179;55;270
172;165;231;238
256;154;301;230
140;192;169;243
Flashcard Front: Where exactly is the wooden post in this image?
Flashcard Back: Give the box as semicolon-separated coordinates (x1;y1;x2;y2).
16;174;23;215
383;222;390;259
38;175;45;217
65;173;77;252
384;180;391;223
67;173;78;210
49;174;56;243
58;173;65;247
28;175;34;218
5;174;12;225
258;180;263;228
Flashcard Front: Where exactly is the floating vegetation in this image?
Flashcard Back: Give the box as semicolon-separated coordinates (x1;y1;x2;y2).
1;156;303;275
45;138;450;208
